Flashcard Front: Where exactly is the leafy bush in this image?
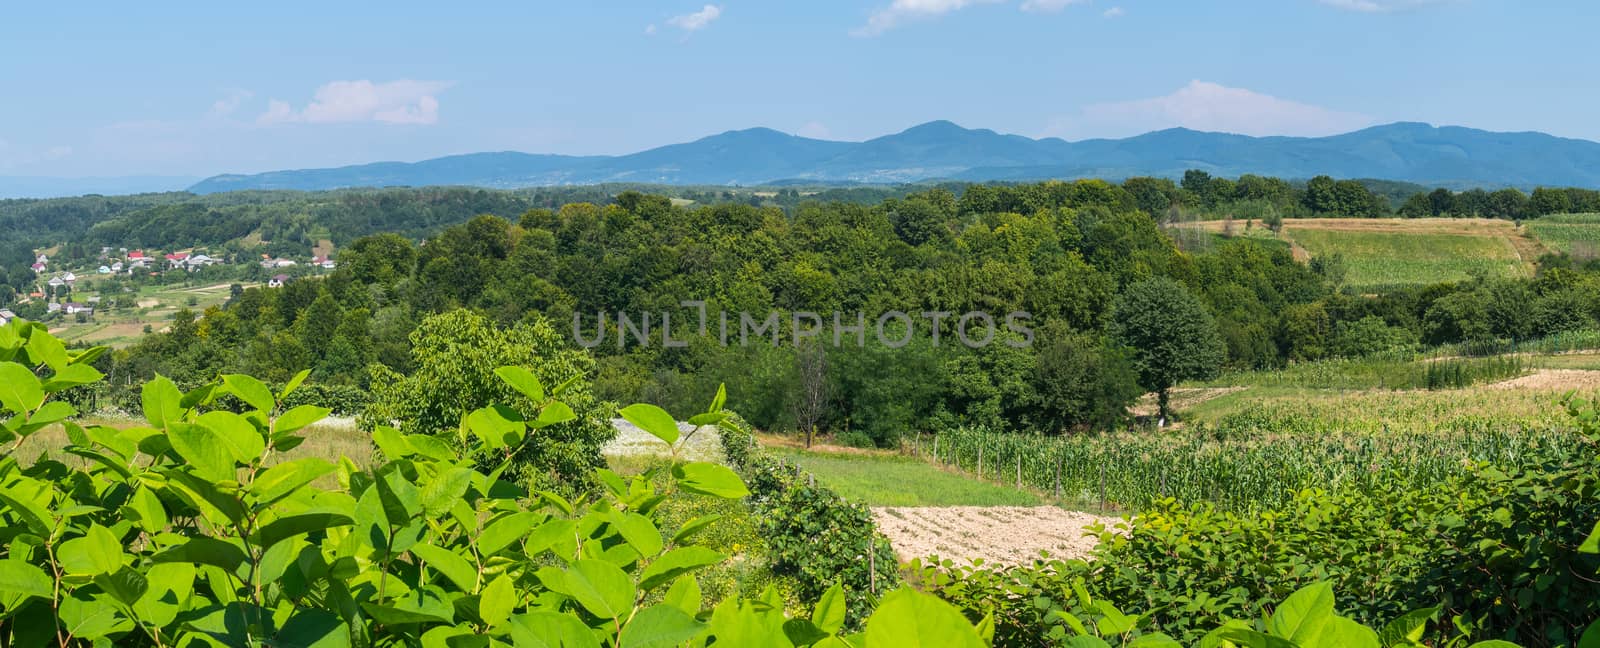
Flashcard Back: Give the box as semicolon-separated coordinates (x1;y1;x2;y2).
1331;315;1418;358
920;400;1600;646
0;320;992;646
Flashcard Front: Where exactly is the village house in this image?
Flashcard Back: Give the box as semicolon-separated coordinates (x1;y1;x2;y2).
47;302;61;313
268;274;291;288
311;255;337;269
184;254;219;270
61;272;77;285
0;309;16;325
98;265;112;274
65;303;94;316
30;262;45;274
261;257;298;269
47;276;65;289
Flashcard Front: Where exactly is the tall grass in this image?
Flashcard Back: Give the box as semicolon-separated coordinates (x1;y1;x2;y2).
1213;353;1526;391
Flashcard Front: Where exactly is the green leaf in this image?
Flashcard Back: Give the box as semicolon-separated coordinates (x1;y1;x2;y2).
671;514;722;545
164;469;248;527
1266;581;1335;645
640;546;725;591
58;524;124;576
509;610;602;648
250;457;337;507
1129;632;1183;647
281;369;312;400
1093;600;1137;636
253;513;353;551
275;405;332;436
686;412;726;427
168;422;237;482
1465;642;1523;648
0;485;56;536
0;361;44;414
26;331;68;372
494;366;545;402
479;512;539;556
467;405;526;449
94;566;148;606
480;574;517;629
1579;619;1600;648
672;462;750;499
153;536;248;571
620;604;706;648
1317;616;1380;648
405;434;457;461
222;374;276;413
198;410;266;464
126;486;169;533
811;582;847;635
372;425;413;458
274;609;352;648
420;467;475;518
545;559;635;620
611;511;664;558
411;542;480;593
141;374;183;429
531;401;576;429
663;575;702;616
620;403;679;445
1380;606;1438;647
42;363;102;392
132;563;195;628
0;559;53;601
1580;520;1600;554
709;384;726;413
1063;637;1114;648
525;518;578;555
865;587;986;647
1206;627;1299;648
59;593;132;639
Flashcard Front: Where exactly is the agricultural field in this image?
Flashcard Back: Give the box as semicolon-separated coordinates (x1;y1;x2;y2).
1282;218;1534;288
1526;213;1600;259
766;444;1041;507
47;280;248;347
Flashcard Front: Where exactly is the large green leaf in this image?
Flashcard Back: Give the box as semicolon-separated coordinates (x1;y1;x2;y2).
1128;633;1183;647
274;609;352;648
141;374;183;429
864;587;986;648
410;542;480;593
479;512;539;556
619;604;706;648
811;582;846;635
25;330;68;372
1316;616;1380;648
168;421;238;482
133;562;195;628
546;559;636;620
0;484;56;536
59;593;133;639
508;610;602;648
672;462;750;499
479;574;516;629
274;405;332;436
619;403;679;445
420;467;474;518
532;401;576;429
0;559;53;601
222;373;277;413
59;524;124;576
640;546;725;591
611;511;664;558
467;405;526;449
164;468;248;527
1379;606;1438;647
93;566;148;607
494;366;545;402
198;410;266;464
153;536;249;572
42;363;102;392
0;361;44;414
1267;581;1335;646
250;457;337;507
663;575;702;616
253;513;354;552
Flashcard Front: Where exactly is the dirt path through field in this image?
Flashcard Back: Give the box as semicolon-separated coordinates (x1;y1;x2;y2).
872;506;1122;567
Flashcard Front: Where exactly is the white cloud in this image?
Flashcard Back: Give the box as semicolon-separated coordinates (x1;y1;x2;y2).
645;23;659;35
209;89;254;117
1020;0;1086;13
1316;0;1449;12
1044;80;1376;140
257;80;451;126
1103;6;1125;18
666;5;722;31
854;0;1003;36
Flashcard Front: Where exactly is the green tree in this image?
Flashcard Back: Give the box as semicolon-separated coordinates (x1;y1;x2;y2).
1110;277;1225;422
1031;323;1142;432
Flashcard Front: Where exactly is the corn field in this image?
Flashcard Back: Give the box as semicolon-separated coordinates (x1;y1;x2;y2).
922;409;1587;513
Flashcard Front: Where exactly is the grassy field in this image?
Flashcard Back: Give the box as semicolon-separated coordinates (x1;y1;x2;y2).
1526;213;1600;259
767;446;1042;507
1287;226;1528;288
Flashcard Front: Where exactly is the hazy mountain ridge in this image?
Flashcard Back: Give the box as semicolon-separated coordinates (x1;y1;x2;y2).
12;121;1600;198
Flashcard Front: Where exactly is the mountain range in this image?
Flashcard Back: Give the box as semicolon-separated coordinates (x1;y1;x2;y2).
9;121;1600;199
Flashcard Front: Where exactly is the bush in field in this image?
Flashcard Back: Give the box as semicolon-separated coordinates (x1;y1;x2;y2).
1030;322;1142;432
363;309;615;493
1331;315;1418;358
1110;277;1226;421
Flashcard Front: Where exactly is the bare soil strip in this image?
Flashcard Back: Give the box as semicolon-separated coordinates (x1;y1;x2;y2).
872;506;1122;568
1485;369;1600;391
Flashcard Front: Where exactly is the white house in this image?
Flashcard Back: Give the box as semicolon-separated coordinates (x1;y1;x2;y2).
61;272;76;284
0;309;16;325
261;258;298;269
97;265;112;274
47;302;62;313
184;254;219;270
65;303;93;316
35;254;48;265
47;276;64;288
268;274;291;288
111;262;124;272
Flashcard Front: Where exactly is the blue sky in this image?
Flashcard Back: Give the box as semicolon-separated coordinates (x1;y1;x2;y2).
2;0;1595;177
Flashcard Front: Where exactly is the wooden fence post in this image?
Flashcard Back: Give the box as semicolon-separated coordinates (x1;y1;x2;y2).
1015;456;1021;489
1054;456;1062;500
977;446;983;481
933;435;939;464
